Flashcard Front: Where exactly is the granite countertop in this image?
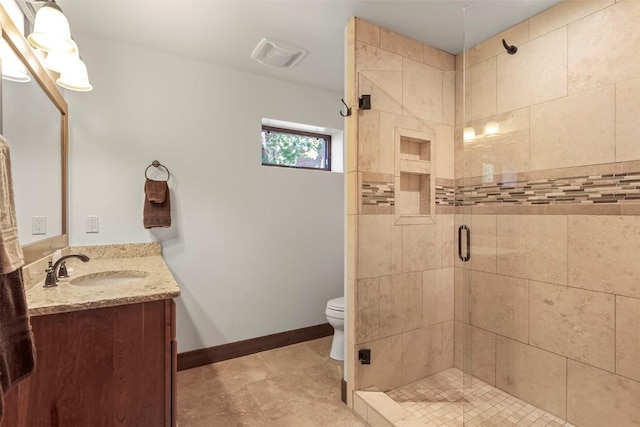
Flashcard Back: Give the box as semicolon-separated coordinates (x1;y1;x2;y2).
26;252;180;317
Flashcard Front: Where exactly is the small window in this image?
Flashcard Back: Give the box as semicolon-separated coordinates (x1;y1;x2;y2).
261;125;331;171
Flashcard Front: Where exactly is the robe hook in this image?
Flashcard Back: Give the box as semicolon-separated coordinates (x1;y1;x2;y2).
339;98;352;117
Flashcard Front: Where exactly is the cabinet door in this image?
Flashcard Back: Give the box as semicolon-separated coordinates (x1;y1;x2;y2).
2;301;169;427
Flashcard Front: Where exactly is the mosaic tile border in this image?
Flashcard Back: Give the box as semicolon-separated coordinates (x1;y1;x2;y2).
436;185;455;206
363;181;456;207
362;181;395;206
456;172;640;207
362;172;640;212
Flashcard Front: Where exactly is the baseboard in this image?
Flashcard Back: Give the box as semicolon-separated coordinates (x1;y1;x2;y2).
341;379;347;404
177;323;334;371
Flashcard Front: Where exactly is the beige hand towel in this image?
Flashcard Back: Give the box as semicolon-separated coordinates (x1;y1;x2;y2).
0;136;23;274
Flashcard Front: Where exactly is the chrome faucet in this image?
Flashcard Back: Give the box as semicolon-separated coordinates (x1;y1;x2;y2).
44;254;90;288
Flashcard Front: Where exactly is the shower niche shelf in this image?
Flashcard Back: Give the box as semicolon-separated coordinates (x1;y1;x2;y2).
395;128;435;225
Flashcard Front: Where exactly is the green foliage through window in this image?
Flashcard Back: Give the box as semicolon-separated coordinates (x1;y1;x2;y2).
261;126;331;170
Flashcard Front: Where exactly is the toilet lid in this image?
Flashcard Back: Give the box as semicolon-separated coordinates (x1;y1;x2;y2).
327;297;344;312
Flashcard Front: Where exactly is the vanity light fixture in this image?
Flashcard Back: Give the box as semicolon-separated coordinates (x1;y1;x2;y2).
0;40;31;82
27;2;75;54
56;57;92;91
43;39;78;73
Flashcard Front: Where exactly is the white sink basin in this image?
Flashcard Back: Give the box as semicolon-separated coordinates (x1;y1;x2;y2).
70;270;149;287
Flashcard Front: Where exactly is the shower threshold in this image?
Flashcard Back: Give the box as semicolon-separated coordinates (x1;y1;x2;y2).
355;368;574;426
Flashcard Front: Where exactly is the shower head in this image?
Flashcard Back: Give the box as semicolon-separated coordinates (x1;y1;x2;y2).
502;39;518;55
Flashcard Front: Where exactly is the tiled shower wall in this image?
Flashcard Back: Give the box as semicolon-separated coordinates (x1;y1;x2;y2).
455;1;640;426
345;18;456;402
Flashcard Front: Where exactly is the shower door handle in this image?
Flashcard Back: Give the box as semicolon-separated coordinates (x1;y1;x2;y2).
458;225;470;262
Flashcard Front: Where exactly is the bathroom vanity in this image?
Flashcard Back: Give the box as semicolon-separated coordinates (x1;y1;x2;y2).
0;247;180;427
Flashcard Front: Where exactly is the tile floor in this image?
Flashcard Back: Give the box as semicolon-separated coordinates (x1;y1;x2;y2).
386;368;575;426
177;336;366;426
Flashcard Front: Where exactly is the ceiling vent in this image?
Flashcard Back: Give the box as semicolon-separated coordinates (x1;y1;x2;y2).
251;38;307;68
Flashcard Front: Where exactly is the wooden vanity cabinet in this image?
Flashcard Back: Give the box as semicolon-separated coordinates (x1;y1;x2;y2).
1;299;177;427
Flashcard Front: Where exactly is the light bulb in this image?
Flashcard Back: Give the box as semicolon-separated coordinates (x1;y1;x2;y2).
463;127;476;142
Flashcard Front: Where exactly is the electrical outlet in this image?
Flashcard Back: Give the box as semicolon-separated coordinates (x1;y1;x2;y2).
32;216;46;235
86;215;99;233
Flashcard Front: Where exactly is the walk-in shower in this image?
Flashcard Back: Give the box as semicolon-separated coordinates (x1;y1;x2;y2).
347;1;640;425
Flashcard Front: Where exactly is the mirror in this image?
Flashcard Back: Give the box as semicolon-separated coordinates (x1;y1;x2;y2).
0;5;68;264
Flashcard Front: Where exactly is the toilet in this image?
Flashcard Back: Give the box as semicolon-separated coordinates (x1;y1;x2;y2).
325;296;345;361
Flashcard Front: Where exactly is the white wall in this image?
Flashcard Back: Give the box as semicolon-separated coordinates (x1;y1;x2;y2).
66;34;344;353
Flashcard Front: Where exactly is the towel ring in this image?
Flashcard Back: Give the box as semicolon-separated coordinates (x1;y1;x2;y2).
145;160;170;181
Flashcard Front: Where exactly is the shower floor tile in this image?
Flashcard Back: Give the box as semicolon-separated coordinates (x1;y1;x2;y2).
386;368;575;426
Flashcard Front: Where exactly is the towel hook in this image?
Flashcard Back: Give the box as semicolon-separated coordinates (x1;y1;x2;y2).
145;160;171;181
339;98;352;117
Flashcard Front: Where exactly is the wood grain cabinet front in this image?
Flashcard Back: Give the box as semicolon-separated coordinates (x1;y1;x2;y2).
1;299;177;427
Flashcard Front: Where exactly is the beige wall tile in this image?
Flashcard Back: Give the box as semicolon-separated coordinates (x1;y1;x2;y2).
443;71;455;127
423;268;454;326
347;279;357;346
468;21;529;67
530;85;615;170
347;215;357;280
530;281;615;371
401;324;443;384
359;71;403;117
467;107;530;179
470;271;529;343
569;215;640;298
469;214;497;273
356;41;403;72
568;0;640;93
378;112;399;176
439;213;455;267
359;215;394;278
496;336;567;419
468;58;497;122
380;28;423;62
357;278;380;344
356;18;380;46
402;224;442;272
346;17;356;44
454;267;469;324
358;109;381;172
402;59;443;123
379;272;422;337
497;215;568;285
616;296;640;381
453;320;466;370
435;125;454;181
616;76;640;162
567;360;640;427
347;172;357;215
424;44;455;71
357;334;403;390
471;326;496;386
529;0;614;40
346;106;357;173
497;27;567;114
455;69;463;126
442;320;454;369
